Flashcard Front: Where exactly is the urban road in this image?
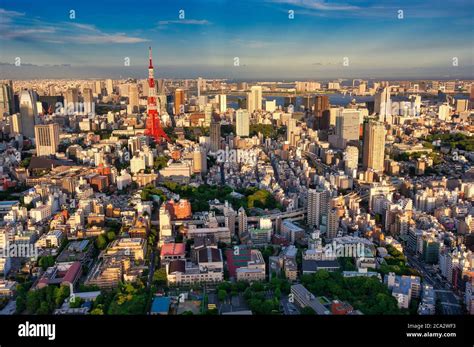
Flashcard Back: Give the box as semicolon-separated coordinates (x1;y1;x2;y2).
406;253;462;315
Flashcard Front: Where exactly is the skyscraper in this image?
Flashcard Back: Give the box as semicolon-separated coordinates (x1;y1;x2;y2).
35;123;59;157
174;88;185;115
106;79;114;96
246;86;262;113
219;94;227;113
236;109;250;137
344;146;359;174
193;147;207;174
287;117;297;143
82;88;94;115
335;109;360;148
238;207;248;237
314;95;330;129
19;90;38;138
94;80;102;95
197;77;206;97
374;87;391;123
0;82;14;115
128;84;139;114
363;121;386;172
64;88;79;114
210;120;221;152
327;208;339;240
307;188;329;228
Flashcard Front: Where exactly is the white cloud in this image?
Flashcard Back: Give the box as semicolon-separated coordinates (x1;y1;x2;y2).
267;0;359;11
158;19;211;25
74;33;149;44
0;10;149;44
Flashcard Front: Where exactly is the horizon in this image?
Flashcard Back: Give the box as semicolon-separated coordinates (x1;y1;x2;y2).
1;0;473;79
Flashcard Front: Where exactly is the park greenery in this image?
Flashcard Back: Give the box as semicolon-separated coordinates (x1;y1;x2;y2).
378;244;421;277
107;282;148;315
16;282;70;314
250;124;286;140
425;132;474;151
300;270;403;315
153;155;169;170
161;182;281;213
140;185;167;202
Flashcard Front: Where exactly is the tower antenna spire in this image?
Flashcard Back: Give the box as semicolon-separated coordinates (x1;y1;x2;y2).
149;46;153;68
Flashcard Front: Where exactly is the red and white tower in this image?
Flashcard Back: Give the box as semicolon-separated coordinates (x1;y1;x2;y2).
145;46;170;142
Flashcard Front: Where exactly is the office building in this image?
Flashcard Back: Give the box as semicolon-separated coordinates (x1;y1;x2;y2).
246;86;262;113
174;88;185;115
19;89;38;138
82;88;94;115
236;109;250;137
219;94;227;113
363;121;385;172
34;123;60;157
307;188;329;228
0;82;14;115
335;109;360;148
210;120;221;152
128;84;139;114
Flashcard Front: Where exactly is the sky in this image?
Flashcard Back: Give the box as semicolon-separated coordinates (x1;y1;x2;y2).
0;0;473;79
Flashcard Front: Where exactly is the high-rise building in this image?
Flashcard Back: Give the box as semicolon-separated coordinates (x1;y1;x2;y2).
106;79;114;96
307;188;329;228
193;147;207;174
344;146;359;173
128;84;139;114
210;120;221;152
363;121;386;172
64;88;79;114
19;90;38;138
82;88;94;115
174;88;185;115
374;87;391;122
246;86;262;113
0;82;14;115
327;208;339;240
204;105;213;125
335;109;360;148
197;77;206;97
287;117;297;143
236;109;250;137
219;94;227;113
94;80;102;95
35;123;59;157
314;95;330;129
238;207;248;237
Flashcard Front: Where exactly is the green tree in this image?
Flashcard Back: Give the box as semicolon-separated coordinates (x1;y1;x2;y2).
300;307;316;315
218;289;227;302
96;234;108;250
153;268;168;286
38;256;55;270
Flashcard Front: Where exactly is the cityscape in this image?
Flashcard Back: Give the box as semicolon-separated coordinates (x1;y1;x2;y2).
0;1;473;338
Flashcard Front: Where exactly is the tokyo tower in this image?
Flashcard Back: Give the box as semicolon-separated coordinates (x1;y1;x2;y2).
145;46;170;142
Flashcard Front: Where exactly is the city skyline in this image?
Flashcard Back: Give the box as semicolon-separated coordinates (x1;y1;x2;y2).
0;0;473;79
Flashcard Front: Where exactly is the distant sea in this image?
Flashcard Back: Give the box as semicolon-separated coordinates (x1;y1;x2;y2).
228;94;374;110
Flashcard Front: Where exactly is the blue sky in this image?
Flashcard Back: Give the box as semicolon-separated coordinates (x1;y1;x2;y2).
0;0;473;79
